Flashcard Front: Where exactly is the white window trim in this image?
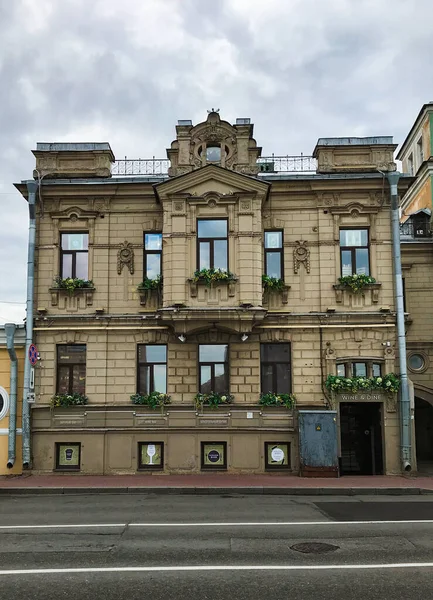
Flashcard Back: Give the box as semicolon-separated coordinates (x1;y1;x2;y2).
0;386;10;421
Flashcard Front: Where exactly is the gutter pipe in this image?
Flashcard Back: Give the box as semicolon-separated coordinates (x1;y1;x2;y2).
387;171;412;472
4;323;17;468
22;180;38;468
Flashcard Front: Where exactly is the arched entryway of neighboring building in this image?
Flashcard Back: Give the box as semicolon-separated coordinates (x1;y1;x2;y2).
415;395;433;474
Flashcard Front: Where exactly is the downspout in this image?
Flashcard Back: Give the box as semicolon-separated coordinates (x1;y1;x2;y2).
22;180;38;468
387;171;412;472
5;323;17;468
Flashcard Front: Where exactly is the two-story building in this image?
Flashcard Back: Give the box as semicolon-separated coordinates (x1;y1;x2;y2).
15;112;411;476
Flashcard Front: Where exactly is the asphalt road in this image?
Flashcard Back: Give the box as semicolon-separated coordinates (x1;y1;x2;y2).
1;493;433;599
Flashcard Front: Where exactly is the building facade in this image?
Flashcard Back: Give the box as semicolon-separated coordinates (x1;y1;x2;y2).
399;102;433;473
15;112;411;476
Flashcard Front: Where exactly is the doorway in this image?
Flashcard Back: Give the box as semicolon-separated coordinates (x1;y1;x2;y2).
415;397;433;474
340;402;384;475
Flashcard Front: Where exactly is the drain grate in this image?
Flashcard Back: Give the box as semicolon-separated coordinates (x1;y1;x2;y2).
290;542;339;554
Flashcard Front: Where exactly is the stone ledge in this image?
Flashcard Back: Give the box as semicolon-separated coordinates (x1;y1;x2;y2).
49;287;95;307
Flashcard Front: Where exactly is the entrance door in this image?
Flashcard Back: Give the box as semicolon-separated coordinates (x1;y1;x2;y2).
340;402;383;475
415;397;433;473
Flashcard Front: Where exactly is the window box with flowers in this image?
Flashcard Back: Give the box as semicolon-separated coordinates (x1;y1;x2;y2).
189;268;237;298
50;393;88;408
262;275;290;304
50;277;95;307
130;391;171;414
259;392;296;409
194;392;234;411
325;373;400;411
333;274;381;304
137;276;163;306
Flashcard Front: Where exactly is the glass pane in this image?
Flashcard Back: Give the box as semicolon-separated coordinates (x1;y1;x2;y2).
57;366;70;394
200;366;212;394
355;248;369;275
409;354;425;370
213;240;227;270
138;366;151;395
72;364;86;395
214;366;227;394
265;231;282;249
260;344;290;363
275;363;290;394
153;365;167;393
266;252;281;278
353;363;367;377
62;254;73;278
199;242;210;269
341;250;353;276
337;364;346;377
198;220;227;238
261;365;274;393
58;345;86;364
138;345;166;363
75;252;88;280
145;233;162;251
61;233;88;250
372;363;382;377
206;146;221;162
146;254;161;279
340;229;368;247
199;345;228;363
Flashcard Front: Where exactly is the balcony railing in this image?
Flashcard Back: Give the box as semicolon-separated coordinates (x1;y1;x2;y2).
400;220;432;239
111;154;317;176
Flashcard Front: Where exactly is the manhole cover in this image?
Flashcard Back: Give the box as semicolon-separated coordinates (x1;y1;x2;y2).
291;542;339;554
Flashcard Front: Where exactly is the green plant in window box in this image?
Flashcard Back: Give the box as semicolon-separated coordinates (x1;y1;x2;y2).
130;391;171;410
259;392;296;408
337;274;376;293
325;373;400;394
194;392;234;410
54;276;94;294
137;275;163;291
192;268;236;287
262;275;286;292
50;393;88;407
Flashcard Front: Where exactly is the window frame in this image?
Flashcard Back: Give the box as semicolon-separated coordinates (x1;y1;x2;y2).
198;344;229;394
339;228;370;277
264;442;291;470
196;218;228;271
56;345;86;395
143;232;162;280
260;343;292;394
201;441;228;470
336;361;383;378
137;344;167;395
0;385;10;421
55;442;81;471
137;442;165;471
60;232;89;280
264;230;284;280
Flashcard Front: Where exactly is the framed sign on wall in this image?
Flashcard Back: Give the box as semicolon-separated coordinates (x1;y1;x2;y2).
55;442;81;471
138;442;164;470
201;441;227;470
264;442;290;470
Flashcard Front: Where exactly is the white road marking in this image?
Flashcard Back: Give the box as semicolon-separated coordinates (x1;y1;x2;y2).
1;563;433;575
1;519;433;530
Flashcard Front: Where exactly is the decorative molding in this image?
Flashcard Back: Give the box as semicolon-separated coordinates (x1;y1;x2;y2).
117;241;135;275
293;241;310;274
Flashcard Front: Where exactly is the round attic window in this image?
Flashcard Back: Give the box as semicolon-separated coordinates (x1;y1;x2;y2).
0;386;9;421
408;353;427;373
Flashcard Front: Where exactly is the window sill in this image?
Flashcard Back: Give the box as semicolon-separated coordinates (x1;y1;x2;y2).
49;286;95;307
138;288;162;307
188;277;237;298
262;284;291;305
333;282;381;304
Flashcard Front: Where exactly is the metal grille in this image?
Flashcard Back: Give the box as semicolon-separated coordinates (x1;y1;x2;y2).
257;154;317;173
112;158;170;176
400;220;431;238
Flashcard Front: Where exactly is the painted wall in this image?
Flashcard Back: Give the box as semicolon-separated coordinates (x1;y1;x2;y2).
0;347;25;475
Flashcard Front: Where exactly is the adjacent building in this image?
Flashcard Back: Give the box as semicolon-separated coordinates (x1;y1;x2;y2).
14;112;412;476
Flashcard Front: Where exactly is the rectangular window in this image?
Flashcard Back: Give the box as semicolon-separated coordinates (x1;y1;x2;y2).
144;232;162;279
60;233;89;279
264;230;284;279
197;219;228;270
137;345;167;394
408;153;414;176
201;441;227;470
417;137;424;165
264;442;291;470
55;442;81;471
56;345;86;395
138;442;164;470
199;344;228;394
337;361;382;378
340;229;370;276
260;343;291;394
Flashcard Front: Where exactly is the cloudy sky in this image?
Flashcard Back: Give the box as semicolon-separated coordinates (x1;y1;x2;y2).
1;0;433;324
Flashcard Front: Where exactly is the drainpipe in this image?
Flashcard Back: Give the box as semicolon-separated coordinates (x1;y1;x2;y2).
387;171;412;472
22;180;38;468
5;323;17;468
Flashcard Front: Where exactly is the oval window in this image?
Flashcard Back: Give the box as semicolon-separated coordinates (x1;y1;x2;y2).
408;353;425;371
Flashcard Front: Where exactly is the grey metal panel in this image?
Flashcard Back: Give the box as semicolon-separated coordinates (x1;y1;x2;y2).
299;410;338;468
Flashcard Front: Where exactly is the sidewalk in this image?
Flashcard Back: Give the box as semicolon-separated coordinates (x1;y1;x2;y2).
1;473;433;495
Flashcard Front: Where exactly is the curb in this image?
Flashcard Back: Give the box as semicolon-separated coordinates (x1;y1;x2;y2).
0;486;432;496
